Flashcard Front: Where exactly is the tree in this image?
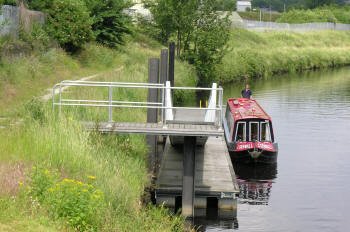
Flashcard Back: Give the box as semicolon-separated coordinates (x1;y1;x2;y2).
85;0;131;48
27;0;131;49
149;0;198;55
149;0;231;86
188;0;231;86
44;0;94;52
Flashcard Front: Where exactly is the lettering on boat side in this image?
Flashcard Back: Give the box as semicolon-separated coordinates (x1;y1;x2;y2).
235;142;274;151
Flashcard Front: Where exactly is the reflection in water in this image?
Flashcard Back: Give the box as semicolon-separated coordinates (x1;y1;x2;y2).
193;217;239;232
233;163;277;205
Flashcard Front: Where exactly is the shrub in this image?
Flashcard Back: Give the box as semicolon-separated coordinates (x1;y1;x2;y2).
27;166;59;203
45;0;94;52
26;167;105;231
276;8;337;23
46;178;105;231
24;98;46;124
87;0;131;48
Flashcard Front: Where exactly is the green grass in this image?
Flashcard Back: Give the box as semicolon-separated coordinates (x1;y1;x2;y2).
216;29;350;83
0;34;196;231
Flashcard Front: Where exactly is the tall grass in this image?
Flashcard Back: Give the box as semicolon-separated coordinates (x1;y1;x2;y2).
0;102;184;231
0;34;196;115
216;29;350;83
0;35;195;231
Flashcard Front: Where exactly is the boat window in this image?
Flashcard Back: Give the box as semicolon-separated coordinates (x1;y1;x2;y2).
235;122;246;142
249;122;259;141
261;121;272;142
225;106;234;137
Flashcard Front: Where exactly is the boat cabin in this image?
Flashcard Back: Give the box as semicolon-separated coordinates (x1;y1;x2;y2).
224;98;275;144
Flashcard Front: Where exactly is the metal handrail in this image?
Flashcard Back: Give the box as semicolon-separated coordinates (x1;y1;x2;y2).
52;80;224;128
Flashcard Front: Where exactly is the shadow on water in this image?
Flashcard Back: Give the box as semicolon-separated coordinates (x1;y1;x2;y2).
233;162;277;205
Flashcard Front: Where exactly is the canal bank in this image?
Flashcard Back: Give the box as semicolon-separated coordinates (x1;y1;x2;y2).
216;29;350;83
0;37;196;231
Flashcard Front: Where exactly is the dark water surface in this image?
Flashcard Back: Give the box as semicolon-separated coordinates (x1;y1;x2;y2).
200;67;350;231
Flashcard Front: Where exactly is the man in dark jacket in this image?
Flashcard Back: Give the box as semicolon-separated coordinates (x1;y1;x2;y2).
241;84;252;99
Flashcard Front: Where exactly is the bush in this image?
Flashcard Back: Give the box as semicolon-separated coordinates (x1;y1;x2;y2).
46;178;105;231
24;98;46;124
26;166;105;231
276;7;343;24
87;0;131;48
45;0;94;52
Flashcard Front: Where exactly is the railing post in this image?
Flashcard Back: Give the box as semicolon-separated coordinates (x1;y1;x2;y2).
219;87;223;129
59;85;62;115
52;86;56;112
161;86;165;126
108;85;113;122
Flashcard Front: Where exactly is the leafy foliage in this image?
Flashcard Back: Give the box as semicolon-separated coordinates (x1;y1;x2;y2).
27;166;105;231
148;0;230;86
188;1;231;86
44;0;94;52
87;0;131;48
46;178;105;231
276;6;350;23
214;0;236;11
28;0;131;49
252;0;346;12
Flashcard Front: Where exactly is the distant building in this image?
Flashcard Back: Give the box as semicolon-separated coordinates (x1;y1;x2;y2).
236;0;251;12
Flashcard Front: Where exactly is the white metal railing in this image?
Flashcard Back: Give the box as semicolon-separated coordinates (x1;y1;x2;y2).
52;80;224;128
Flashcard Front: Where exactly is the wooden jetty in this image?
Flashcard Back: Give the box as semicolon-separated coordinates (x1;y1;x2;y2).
156;136;239;218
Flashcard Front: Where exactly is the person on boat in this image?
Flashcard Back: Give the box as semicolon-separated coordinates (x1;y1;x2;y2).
241;84;252;99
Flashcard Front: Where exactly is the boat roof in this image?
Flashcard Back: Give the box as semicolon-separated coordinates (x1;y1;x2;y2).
227;98;271;121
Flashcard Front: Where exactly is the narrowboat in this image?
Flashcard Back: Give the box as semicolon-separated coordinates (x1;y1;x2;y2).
223;98;278;163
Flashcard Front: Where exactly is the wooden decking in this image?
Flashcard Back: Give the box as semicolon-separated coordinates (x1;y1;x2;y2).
83;121;223;136
156;136;239;200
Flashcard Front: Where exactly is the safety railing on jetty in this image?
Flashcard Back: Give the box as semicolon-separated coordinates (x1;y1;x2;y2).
52;80;224;129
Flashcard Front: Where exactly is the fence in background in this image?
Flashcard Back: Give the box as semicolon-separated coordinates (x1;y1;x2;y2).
233;19;350;32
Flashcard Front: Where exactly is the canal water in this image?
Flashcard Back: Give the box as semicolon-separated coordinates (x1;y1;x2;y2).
197;67;350;231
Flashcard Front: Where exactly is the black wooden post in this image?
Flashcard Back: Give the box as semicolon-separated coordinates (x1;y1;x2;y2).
147;58;159;173
168;42;175;87
160;49;169;84
182;136;196;217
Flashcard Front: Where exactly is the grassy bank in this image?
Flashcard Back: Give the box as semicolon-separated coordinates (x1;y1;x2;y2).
238;11;281;22
0;34;196;231
276;6;350;24
216;29;350;83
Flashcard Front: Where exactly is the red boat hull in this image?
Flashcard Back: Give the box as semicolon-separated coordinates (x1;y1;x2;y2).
229;149;278;164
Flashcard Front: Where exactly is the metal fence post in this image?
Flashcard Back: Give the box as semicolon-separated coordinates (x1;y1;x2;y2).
59;85;62;116
219;87;223;129
108;85;113;122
